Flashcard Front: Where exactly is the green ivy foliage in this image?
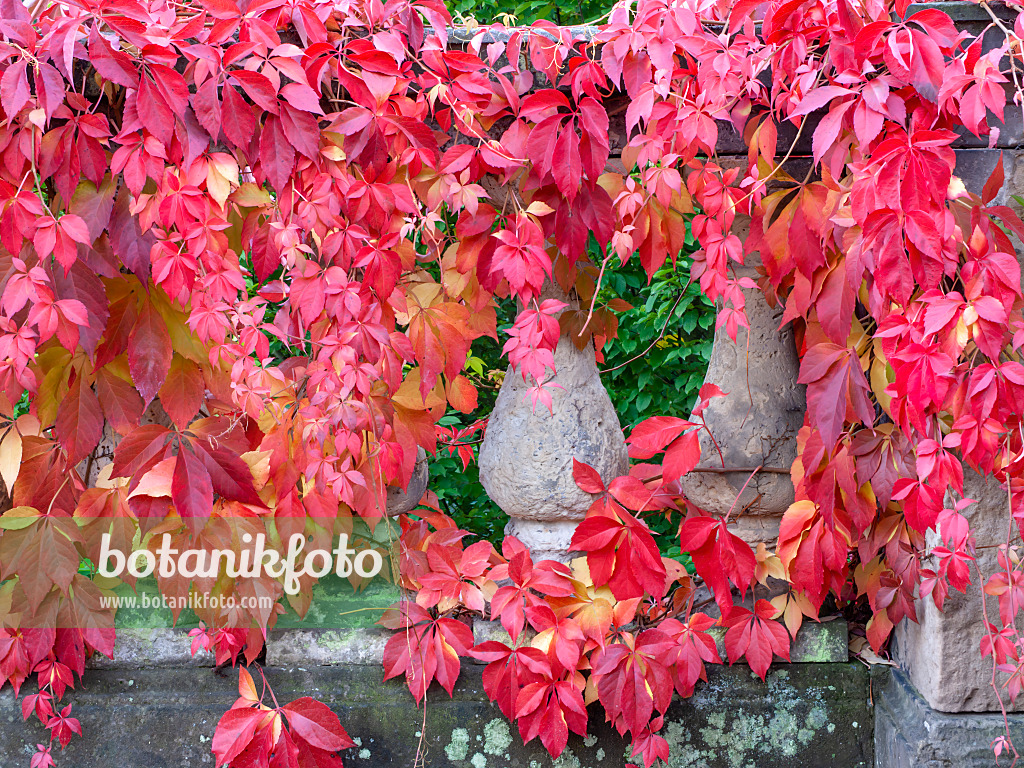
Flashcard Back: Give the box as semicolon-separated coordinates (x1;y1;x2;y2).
449;0;609;26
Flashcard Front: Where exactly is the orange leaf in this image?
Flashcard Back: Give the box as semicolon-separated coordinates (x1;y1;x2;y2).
445;374;478;413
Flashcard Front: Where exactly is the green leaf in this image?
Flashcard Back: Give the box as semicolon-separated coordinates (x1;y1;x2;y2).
0;506;41;530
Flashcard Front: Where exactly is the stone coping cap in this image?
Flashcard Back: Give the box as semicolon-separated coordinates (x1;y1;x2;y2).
88;618;848;669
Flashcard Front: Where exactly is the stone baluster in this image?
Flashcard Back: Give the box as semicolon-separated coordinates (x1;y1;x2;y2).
385;447;429;516
677;217;806;548
478;281;628;562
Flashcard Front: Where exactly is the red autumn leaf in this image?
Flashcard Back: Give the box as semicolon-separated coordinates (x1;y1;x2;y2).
627;416;701;481
489;542;575;641
678;516;756;610
96;365;145;435
260;115;296;192
171;447;214;533
45;705;82;749
192;441;262;506
280;698;353;753
230;69;280;113
31;745;55;768
87;26;136;87
381;602;474;702
55;375;104;465
159;355;206;430
221;85;256;148
627;416;694;458
212;706;268;767
571;502;667;600
591;629;675;736
514;677;588;757
628;717;671;768
797;342;874;447
136;74;175;146
722;600;791;680
445;374;478;414
659;613;721;696
551;128;583;202
572;458;605;494
1;59;31;118
607;475;661;512
112;424;173;480
473;641;551;720
269;730;301;768
22;689;54;723
128;300;173;407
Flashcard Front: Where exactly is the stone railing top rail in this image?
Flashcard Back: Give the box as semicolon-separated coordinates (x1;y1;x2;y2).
88;619;849;670
441;1;1024;152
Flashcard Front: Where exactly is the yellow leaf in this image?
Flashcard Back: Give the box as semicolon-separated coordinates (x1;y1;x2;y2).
754;542;786;584
206;153;238;208
783;596;804;638
241;450;272;491
0;427;23;494
849;317;870;367
230;182;273;208
150;286;206;361
94;463;128;490
393;368;446;410
569;556;593;587
870;339;893;416
0;506;40;530
525;200;554;217
34;346;73;428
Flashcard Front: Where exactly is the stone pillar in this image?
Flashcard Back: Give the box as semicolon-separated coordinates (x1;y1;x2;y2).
894;470;1024;712
677;219;805;548
478;283;628;562
385;447;429;516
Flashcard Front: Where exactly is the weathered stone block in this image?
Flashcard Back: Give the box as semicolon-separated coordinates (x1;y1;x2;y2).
87;628;212;670
874;666;1024;767
894;471;1024;712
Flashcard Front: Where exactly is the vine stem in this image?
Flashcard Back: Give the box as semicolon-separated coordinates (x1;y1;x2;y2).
979;0;1024;135
578;251;613;339
722;464;762;524
257;666;281;710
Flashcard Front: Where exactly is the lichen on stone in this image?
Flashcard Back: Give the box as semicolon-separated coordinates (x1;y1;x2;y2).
446;728;470;762
550;746;581;768
483;719;513;756
628;670;834;768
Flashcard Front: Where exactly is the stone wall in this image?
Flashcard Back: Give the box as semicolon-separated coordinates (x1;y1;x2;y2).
0;623;869;768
